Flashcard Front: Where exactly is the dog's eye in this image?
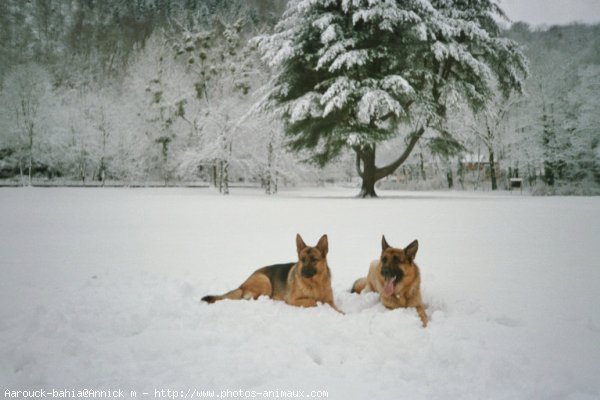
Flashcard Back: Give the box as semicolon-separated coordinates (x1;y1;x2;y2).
392;255;400;263
381;256;387;263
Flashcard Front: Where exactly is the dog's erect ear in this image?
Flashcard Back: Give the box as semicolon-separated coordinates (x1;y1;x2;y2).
382;235;390;251
316;234;328;257
405;240;419;261
296;234;307;254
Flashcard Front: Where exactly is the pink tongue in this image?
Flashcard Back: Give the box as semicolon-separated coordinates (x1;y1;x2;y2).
383;277;396;296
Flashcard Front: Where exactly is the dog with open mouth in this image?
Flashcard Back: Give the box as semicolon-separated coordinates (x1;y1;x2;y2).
351;236;428;327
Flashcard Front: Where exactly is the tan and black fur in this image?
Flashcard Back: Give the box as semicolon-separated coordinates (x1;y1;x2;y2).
202;234;341;313
352;236;428;327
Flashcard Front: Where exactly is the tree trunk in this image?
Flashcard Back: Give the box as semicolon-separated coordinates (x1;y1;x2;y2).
457;156;465;189
18;158;25;187
357;146;377;198
265;140;273;195
489;150;497;190
222;141;231;195
218;159;223;193
80;154;86;186
212;163;217;187
27;153;32;186
354;126;425;198
446;164;453;189
28;129;33;186
99;158;106;187
161;140;169;187
222;159;229;195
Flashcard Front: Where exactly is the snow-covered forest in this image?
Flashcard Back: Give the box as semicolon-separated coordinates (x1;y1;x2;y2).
0;0;598;195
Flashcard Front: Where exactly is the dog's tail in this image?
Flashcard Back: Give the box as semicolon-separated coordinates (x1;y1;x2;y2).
350;277;367;294
201;288;243;304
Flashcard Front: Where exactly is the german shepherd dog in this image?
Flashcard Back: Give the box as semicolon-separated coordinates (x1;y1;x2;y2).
202;234;341;313
351;236;428;327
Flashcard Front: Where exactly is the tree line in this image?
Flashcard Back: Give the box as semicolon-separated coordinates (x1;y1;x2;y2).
0;0;598;195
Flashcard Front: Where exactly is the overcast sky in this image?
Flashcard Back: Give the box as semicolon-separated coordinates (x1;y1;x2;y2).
500;0;600;26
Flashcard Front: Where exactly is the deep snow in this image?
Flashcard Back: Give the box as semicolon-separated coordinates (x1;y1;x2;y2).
1;187;599;399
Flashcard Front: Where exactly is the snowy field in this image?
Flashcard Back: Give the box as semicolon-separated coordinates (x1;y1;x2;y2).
1;187;599;399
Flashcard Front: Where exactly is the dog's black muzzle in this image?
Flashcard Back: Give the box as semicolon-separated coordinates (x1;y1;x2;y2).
381;266;403;282
301;266;317;278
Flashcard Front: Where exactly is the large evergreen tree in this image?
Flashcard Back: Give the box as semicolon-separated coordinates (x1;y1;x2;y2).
256;0;527;196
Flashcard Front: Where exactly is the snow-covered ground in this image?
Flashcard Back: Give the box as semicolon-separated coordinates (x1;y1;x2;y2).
1;187;599;399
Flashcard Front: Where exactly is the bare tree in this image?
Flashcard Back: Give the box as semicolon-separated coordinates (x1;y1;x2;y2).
7;64;50;186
